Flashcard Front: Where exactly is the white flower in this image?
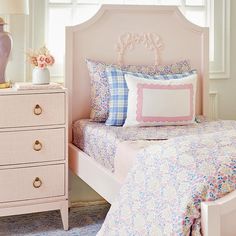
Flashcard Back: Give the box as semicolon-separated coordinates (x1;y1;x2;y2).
179;154;194;166
134;172;145;184
120;205;132;217
133;214;145;231
165;146;177;156
147;178;160;190
176;171;189;183
163;185;177;201
160;162;170;173
198;162;216;175
149;224;163;235
119;228;128;236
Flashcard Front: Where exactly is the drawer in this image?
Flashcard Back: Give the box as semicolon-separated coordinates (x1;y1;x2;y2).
0;128;65;165
0;164;65;203
0;93;65;128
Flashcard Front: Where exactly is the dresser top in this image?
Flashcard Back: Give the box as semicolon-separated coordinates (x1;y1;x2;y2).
0;87;67;95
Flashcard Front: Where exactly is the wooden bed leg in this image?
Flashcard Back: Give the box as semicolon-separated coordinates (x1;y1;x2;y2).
60;201;69;231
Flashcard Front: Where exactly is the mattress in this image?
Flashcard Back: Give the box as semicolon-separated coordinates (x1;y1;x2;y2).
73;119;236;174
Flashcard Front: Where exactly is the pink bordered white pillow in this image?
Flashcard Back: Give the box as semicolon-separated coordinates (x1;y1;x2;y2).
124;74;197;127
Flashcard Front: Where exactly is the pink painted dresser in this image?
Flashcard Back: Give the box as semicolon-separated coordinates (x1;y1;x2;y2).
0;88;68;230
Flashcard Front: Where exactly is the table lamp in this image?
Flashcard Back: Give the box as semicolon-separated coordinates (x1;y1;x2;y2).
0;0;29;87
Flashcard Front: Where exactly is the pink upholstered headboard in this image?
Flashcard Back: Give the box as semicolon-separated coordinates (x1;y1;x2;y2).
65;5;209;141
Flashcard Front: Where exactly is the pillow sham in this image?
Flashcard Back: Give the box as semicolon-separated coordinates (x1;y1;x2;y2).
123;74;197;127
105;67;197;126
86;59;192;122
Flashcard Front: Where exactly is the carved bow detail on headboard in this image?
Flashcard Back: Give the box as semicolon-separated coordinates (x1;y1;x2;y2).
116;32;163;66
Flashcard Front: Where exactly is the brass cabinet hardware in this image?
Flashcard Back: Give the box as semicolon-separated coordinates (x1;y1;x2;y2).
33;140;42;151
33;177;42;188
34;104;42;115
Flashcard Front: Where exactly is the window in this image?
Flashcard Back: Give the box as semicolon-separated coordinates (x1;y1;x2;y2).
42;0;229;81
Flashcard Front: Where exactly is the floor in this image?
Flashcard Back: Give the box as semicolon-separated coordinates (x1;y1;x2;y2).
0;204;110;236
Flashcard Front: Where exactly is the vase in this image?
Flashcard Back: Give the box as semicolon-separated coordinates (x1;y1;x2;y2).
0;19;12;84
32;67;50;85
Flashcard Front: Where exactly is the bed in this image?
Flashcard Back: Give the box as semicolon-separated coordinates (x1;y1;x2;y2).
65;5;236;236
73;118;236;183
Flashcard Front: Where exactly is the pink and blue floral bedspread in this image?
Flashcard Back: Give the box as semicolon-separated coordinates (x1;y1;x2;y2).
73;119;236;173
98;130;236;236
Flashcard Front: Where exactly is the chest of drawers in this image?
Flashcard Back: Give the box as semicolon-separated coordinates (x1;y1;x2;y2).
0;88;68;230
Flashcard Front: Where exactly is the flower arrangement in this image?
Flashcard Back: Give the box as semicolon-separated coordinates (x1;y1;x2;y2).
27;46;55;69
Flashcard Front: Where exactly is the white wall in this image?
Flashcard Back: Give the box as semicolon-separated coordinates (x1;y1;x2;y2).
3;15;26;82
210;0;236;120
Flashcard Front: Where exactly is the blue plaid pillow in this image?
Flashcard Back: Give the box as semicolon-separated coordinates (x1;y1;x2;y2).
105;67;197;126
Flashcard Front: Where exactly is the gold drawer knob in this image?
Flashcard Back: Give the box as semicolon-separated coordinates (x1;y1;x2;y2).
33;177;42;188
34;104;42;115
33;140;42;151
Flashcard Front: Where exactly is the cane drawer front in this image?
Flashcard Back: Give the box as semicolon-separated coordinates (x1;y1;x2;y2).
0;128;65;166
0;93;65;128
0;164;65;203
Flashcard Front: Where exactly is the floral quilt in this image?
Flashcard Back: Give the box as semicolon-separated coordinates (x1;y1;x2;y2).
97;130;236;236
73;119;236;173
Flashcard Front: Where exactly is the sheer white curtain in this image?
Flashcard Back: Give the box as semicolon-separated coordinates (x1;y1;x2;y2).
46;0;213;81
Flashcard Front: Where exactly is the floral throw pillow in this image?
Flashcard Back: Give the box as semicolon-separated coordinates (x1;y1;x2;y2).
86;59;192;122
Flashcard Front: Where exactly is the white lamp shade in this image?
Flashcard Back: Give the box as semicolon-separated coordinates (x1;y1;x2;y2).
0;0;29;15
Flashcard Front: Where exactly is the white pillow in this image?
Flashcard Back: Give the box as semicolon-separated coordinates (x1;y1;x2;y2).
124;74;197;127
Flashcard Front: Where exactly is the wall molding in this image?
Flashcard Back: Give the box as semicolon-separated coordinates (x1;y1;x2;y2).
210;0;230;80
25;0;47;82
209;91;218;120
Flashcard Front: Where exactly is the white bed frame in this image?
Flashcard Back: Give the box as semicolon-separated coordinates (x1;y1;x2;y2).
65;5;236;236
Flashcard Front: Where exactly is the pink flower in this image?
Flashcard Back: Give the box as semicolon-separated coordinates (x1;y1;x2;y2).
37;55;46;63
50;56;55;65
27;46;55;68
30;57;38;66
38;62;47;69
45;55;55;66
